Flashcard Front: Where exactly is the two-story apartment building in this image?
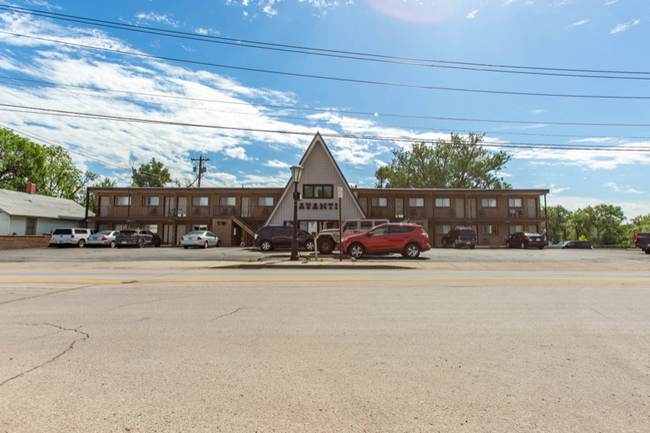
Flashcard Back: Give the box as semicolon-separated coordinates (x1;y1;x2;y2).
87;133;548;247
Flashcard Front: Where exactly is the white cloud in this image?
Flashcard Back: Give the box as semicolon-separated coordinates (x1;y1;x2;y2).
264;159;290;169
604;182;645;194
195;27;218;35
135;12;179;27
610;19;640;34
531;109;546;115
22;1;61;11
466;9;479;19
549;184;570;194
569;20;589;28
605;0;619;5
504;0;517;5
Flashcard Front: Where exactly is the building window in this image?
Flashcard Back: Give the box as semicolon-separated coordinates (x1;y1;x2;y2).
25;218;36;235
258;197;274;206
508;198;522;207
192;197;209;207
115;224;128;231
142;224;158;233
482;225;498;235
435;225;452;234
435;198;450;207
409;198;424;207
510;225;524;234
303;185;333;199
482;198;497;208
371;197;387;207
220;197;236;206
142;197;159;206
115;196;131;206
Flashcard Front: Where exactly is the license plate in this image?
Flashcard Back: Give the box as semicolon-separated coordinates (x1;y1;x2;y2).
121;241;128;244
57;241;64;244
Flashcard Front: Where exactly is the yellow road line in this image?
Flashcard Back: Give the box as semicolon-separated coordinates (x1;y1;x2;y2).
0;278;649;284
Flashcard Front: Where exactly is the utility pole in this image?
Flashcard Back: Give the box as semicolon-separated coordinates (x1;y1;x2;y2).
192;155;210;187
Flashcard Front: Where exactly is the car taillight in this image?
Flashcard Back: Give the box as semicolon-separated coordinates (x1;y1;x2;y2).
197;236;202;240
102;237;107;241
71;234;75;238
457;236;461;240
635;234;638;241
131;233;138;237
181;237;185;241
254;234;258;239
526;237;531;241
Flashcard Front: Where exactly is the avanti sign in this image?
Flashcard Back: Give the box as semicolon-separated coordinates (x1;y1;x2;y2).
298;202;339;210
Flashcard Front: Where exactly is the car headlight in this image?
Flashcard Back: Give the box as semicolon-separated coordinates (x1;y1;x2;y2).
341;237;347;243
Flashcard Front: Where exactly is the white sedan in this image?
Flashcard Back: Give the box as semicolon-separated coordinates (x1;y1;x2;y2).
181;231;221;249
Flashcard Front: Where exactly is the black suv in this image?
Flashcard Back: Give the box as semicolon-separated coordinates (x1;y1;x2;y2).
115;229;162;248
506;232;546;249
441;227;477;249
254;226;315;252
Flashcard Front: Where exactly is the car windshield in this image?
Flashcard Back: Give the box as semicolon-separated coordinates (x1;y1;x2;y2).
52;229;72;235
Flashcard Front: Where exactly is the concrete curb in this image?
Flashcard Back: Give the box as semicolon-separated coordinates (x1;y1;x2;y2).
219;263;418;270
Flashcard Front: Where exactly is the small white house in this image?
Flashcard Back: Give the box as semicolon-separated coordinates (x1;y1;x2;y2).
0;185;93;235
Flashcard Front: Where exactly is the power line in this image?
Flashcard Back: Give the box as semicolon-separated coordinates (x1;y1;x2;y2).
2;103;649;152
2;76;650;128
2;30;650;101
3;5;650;80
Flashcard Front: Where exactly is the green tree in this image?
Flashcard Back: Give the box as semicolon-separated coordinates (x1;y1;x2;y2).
131;158;172;187
0;128;46;191
38;145;99;203
375;133;512;189
545;205;572;244
569;208;591;241
583;204;626;246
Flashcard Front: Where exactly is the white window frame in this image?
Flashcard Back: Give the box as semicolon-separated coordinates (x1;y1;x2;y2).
409;198;424;207
193;197;209;207
257;197;274;206
482;225;498;235
435;198;450;207
115;196;131;206
435;224;452;235
482;198;497;208
115;224;128;231
510;225;524;234
142;197;159;206
142;224;158;233
371;197;387;207
508;198;522;207
220;197;236;206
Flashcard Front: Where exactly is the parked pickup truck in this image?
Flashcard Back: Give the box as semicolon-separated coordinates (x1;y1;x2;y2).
635;232;650;254
317;218;389;254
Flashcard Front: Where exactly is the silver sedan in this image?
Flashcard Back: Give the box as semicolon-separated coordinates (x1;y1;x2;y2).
181;231;221;249
87;230;119;248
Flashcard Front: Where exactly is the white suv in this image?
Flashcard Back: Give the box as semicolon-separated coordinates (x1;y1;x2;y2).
50;228;94;248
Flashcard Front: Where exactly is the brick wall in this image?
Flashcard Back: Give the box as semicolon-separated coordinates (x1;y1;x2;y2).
0;234;52;250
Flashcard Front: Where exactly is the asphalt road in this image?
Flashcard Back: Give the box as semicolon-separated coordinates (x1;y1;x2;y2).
1;267;649;432
1;244;649;264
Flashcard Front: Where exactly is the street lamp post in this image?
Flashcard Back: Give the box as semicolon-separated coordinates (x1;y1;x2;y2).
290;164;304;261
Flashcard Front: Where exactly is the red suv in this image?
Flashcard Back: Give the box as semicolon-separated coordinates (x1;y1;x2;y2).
339;223;430;259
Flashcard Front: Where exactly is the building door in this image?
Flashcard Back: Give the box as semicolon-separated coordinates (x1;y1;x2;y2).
164;196;175;217
527;198;536;218
163;224;174;244
359;197;367;215
468;198;477;218
100;196;110;216
177;197;187;217
241;197;250;217
395;198;404;219
455;198;465;218
176;224;186;245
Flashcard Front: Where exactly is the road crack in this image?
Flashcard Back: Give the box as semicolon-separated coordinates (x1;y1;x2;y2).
211;307;244;321
0;284;94;306
0;323;89;387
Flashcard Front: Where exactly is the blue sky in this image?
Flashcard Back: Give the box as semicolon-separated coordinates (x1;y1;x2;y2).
1;0;649;217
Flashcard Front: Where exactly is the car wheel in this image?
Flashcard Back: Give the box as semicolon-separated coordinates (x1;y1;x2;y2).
217;240;221;247
109;241;116;248
520;242;526;249
260;240;273;251
404;243;421;259
304;240;315;251
506;241;511;248
349;243;365;259
78;239;85;248
138;239;145;248
318;239;333;254
645;249;649;254
203;241;209;249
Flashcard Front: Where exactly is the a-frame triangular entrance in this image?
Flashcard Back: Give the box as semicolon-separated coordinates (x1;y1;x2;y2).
265;132;366;227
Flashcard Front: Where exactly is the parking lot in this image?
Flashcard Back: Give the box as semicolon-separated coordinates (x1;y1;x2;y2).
1;244;648;265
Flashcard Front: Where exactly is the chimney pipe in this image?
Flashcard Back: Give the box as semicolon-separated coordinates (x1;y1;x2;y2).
26;183;36;195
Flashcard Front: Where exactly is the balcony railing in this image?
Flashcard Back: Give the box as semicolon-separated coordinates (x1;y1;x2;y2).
213;205;272;219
